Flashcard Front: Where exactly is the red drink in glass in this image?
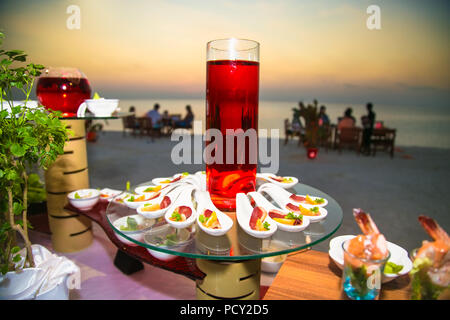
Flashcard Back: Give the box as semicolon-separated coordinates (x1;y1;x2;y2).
36;68;91;117
206;39;259;211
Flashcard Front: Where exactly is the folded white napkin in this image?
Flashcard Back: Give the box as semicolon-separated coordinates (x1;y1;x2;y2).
0;244;80;300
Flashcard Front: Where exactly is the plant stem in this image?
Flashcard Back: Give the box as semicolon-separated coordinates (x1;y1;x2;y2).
7;186;34;268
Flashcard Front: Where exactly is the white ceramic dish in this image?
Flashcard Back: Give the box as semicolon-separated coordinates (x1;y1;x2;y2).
247;192;310;232
84;99;119;117
258;184;327;222
236;193;277;239
165;186;197;229
328;235;413;283
195;191;233;237
67;189;100;211
144;224;192;261
256;173;298;189
112;214;155;246
261;254;288;273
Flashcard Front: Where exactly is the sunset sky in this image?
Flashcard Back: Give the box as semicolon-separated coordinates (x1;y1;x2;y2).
0;0;449;107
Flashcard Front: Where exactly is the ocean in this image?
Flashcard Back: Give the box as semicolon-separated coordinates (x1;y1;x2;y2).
97;99;450;149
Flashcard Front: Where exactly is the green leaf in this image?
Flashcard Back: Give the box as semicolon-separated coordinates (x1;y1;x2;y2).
0;169;4;178
23;136;38;146
10;143;26;157
11;246;20;254
384;261;404;274
12;254;22;263
13;202;23;215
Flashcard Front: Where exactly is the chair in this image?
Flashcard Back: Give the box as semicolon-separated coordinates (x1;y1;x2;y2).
317;124;334;152
284;118;304;145
370;128;396;158
122;115;139;137
137;117;162;140
336;127;362;154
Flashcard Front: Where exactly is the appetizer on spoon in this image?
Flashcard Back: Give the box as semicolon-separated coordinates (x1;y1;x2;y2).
195;191;233;236
236;193;277;239
258;184;327;222
247;191;310;232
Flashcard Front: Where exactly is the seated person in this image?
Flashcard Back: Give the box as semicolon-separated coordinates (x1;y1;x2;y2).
318;105;330;127
337;107;356;130
146;103;162;129
174;105;194;128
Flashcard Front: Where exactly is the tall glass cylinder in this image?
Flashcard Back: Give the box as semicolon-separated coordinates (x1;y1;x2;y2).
205;38;260;211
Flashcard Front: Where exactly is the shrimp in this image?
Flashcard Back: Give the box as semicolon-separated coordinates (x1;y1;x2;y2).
347;208;388;260
415;216;450;288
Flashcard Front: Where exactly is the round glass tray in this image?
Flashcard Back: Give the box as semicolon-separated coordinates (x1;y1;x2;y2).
105;181;343;261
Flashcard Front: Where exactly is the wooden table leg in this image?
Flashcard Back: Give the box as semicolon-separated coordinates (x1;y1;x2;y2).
44;120;93;253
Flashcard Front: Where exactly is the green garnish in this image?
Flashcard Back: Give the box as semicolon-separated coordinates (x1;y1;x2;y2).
144;186;157;192
282;177;293;183
199;215;206;223
164;233;178;246
263;221;270;230
286;212;302;220
314;198;325;204
310;207;319;213
182;172;189;176
74;192;81;199
384;261;404;274
119;217;139;231
127;195;135;202
126;181;130;191
171;210;182;221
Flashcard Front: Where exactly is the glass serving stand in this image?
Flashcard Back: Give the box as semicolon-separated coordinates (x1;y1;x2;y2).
105;180;343;299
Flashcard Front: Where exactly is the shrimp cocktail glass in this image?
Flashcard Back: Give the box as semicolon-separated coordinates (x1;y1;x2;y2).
205;39;259;211
410;216;450;300
342;209;390;300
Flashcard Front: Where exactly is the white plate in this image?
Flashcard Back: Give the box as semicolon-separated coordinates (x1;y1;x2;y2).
328;235;413;283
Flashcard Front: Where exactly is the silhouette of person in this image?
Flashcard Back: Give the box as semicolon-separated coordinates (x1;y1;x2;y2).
318;105;330;127
175;105;194;128
146;103;162;128
361;102;376;155
337;107;356;130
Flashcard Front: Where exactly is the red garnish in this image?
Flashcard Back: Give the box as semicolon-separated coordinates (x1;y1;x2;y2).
290;194;305;202
177;206;192;219
286;203;301;212
160;196;171;209
249;206;267;230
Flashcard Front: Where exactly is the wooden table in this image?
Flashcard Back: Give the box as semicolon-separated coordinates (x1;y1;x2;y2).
263;250;411;300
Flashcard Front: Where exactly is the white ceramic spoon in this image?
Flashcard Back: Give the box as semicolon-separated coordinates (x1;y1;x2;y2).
194;171;207;191
247;192;310;232
257;184;327;223
236;193;277;239
257;182;328;207
165;185;197;229
136;184;187;219
256;173;298;189
195;191;233;236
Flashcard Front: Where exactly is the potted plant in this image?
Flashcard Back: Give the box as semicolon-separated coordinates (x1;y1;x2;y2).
0;32;79;299
297;102;320;159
